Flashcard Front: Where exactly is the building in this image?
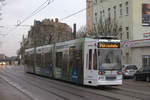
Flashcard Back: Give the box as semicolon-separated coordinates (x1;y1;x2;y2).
0;53;5;61
24;18;73;49
87;0;150;68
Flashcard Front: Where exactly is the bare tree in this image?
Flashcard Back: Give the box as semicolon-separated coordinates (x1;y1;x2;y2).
0;0;5;5
48;32;55;44
0;0;5;20
92;17;121;38
16;49;20;56
77;17;121;39
77;26;89;38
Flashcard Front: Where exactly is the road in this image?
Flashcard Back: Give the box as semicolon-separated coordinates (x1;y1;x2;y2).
0;65;150;100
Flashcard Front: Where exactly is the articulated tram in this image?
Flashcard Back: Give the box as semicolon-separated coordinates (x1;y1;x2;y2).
24;37;122;86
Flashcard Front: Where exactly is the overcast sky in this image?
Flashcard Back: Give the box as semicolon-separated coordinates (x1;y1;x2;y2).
0;0;86;57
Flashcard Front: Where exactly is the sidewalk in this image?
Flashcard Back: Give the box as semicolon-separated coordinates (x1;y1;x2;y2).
0;77;33;100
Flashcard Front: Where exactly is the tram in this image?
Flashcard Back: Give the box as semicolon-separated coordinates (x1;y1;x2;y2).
24;37;122;86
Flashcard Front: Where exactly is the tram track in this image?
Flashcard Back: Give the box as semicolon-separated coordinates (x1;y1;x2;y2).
0;67;116;100
121;80;150;92
108;90;149;100
0;70;78;100
1;66;149;100
23;72;150;100
3;66;150;100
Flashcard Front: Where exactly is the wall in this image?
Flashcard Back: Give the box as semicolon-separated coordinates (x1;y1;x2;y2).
131;47;150;69
132;0;150;40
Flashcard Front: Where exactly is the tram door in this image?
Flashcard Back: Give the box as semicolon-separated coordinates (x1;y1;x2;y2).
84;42;98;86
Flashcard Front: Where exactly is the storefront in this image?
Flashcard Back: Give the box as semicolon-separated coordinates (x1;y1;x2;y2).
129;39;150;69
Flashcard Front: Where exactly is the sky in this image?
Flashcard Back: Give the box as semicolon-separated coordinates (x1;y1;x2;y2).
0;0;86;57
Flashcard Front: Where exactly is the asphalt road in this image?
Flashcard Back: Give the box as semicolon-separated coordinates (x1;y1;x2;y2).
0;65;150;100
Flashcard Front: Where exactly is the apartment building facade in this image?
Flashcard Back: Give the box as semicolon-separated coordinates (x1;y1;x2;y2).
24;18;73;49
87;0;150;68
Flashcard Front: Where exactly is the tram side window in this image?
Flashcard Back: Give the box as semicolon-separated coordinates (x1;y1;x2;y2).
29;55;31;66
45;53;51;66
93;49;97;70
27;55;29;65
25;55;28;65
63;52;68;68
76;50;82;68
56;52;63;68
36;54;41;66
89;49;92;70
41;53;45;67
31;54;34;66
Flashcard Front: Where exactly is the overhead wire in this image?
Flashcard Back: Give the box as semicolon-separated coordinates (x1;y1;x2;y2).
17;0;54;26
4;0;54;37
17;0;49;25
5;0;89;36
60;8;86;21
60;0;94;21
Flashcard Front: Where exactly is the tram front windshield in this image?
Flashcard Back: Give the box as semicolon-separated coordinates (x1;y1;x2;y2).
98;48;121;70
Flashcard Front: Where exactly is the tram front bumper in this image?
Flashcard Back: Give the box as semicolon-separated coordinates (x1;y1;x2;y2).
97;79;122;86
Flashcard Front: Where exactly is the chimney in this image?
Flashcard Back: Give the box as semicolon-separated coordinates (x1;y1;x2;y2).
73;23;76;39
55;18;59;23
51;19;54;22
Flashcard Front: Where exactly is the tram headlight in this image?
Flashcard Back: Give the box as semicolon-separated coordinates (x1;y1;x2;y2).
98;71;105;75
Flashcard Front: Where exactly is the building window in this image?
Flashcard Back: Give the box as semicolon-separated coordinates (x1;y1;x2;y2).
126;52;129;64
95;12;97;22
103;10;105;17
95;12;97;16
100;11;102;18
143;55;150;67
103;10;105;16
113;6;116;19
120;4;122;16
108;8;111;17
126;27;129;39
119;27;122;39
95;0;97;4
125;2;129;15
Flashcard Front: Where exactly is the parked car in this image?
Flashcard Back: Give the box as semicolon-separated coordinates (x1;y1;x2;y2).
0;61;6;65
134;67;150;82
122;64;137;78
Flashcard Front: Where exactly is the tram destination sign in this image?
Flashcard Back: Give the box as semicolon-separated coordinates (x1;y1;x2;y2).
98;42;120;48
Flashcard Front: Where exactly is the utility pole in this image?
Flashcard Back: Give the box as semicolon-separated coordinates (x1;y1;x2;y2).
73;23;76;39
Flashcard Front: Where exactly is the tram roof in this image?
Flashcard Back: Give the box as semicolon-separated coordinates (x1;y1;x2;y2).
25;37;120;51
